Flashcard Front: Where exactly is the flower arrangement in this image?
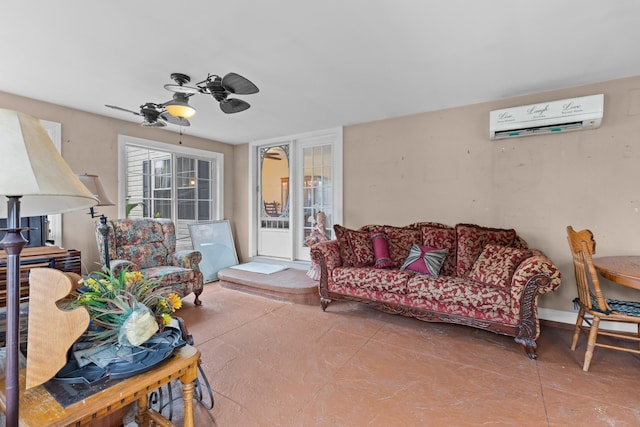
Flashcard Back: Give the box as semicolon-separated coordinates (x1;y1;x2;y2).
71;269;183;347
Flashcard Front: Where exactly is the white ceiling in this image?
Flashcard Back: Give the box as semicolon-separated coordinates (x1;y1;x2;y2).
2;1;640;145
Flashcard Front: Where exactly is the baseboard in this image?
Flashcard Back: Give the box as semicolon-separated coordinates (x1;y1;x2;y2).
539;307;637;333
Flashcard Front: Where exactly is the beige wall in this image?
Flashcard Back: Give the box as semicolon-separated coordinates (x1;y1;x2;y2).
340;76;640;313
4;75;640;316
0;91;235;274
233;75;640;315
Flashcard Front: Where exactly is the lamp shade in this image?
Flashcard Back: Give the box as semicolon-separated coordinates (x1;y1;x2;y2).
0;109;98;217
165;93;197;119
76;173;115;206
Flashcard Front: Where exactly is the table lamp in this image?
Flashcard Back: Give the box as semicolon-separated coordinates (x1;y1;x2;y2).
76;173;114;269
0;109;97;427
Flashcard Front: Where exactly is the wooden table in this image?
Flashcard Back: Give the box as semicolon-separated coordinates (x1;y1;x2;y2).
0;345;200;427
592;256;640;291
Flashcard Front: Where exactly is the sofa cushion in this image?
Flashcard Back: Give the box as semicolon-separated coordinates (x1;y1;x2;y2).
400;245;449;277
455;223;517;277
468;244;532;290
383;226;423;268
334;224;357;267
332;266;412;294
346;228;376;267
421;225;457;276
335;224;388;267
370;230;393;268
406;274;512;314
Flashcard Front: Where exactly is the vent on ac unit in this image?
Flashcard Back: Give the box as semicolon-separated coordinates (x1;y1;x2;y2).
489;94;603;140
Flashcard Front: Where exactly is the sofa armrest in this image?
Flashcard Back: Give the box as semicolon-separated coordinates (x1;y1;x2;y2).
509;252;561;338
169;250;203;271
310;240;342;296
311;240;342;270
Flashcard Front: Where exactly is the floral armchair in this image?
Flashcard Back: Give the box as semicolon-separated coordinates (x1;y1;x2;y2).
96;218;203;306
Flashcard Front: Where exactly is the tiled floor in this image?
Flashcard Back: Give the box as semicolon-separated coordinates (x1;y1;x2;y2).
173;283;640;426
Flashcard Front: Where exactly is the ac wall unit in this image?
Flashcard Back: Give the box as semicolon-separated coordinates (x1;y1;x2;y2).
489;94;603;140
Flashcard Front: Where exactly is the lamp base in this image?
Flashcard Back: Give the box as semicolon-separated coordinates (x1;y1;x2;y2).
0;196;28;427
96;215;110;270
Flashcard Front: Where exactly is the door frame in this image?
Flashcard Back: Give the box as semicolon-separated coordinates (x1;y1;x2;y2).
248;127;343;262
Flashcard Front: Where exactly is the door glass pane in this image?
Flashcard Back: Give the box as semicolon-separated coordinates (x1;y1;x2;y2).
302;144;332;246
260;146;289;229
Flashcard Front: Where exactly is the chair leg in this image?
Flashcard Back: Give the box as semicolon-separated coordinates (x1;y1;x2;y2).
583;316;600;372
193;288;202;306
571;308;585;351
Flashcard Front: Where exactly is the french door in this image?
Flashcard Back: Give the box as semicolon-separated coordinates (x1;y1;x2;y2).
251;128;342;262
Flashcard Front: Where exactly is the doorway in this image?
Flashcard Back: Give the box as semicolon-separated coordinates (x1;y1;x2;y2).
257;144;291;258
250;128;343;262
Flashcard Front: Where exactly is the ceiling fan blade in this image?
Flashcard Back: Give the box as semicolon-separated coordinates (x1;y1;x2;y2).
220;98;251;114
164;83;200;94
160;112;190;126
141;120;166;128
105;104;141;116
221;73;259;95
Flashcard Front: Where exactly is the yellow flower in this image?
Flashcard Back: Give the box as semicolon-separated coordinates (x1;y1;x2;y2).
78;294;96;304
81;278;100;292
124;271;144;285
166;293;182;312
162;313;172;326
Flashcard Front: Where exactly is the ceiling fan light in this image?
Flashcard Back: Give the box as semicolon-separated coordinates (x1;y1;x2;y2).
165;94;197;119
165;103;196;119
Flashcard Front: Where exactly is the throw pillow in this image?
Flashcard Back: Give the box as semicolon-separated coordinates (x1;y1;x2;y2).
455;223;517;277
422;225;456;276
400;245;449;277
334;224;357;267
468;244;532;289
370;230;393;268
346;228;375;267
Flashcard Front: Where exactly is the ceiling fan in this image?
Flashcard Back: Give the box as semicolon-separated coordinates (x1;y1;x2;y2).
163;72;259;116
105;102;190;127
105;71;259;126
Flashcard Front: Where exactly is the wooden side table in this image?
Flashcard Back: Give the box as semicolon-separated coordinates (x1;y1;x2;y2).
0;344;200;427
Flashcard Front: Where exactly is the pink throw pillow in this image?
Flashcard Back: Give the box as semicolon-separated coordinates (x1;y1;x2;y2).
370;230;393;269
400;245;449;277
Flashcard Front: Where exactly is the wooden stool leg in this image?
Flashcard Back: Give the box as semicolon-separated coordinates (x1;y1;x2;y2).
182;380;196;427
135;393;151;427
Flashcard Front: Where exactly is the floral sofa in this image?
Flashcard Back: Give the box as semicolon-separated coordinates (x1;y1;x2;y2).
310;222;561;359
96;218;204;306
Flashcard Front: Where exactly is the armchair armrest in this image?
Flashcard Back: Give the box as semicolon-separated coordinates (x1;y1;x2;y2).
109;259;138;276
170;250;202;271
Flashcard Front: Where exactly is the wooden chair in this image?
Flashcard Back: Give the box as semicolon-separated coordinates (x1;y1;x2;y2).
566;226;640;371
264;201;279;216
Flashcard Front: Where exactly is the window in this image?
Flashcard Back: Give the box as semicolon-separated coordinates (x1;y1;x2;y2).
118;136;223;250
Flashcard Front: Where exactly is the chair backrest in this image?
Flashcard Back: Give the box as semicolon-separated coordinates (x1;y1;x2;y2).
97;218;177;269
264;201;279;216
566;226;610;312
